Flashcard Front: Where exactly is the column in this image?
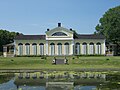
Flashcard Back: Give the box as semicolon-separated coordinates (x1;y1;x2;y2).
30;44;32;55
102;40;106;55
62;43;64;55
37;44;40;55
71;40;74;55
95;44;97;54
80;43;82;54
55;44;58;55
3;46;7;57
23;44;25;55
87;43;89;55
46;41;48;55
14;41;16;56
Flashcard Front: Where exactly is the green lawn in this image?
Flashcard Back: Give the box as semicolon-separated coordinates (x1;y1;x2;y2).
0;56;120;71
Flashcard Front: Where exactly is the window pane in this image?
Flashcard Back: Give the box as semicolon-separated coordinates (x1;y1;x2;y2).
82;44;87;54
40;45;44;55
26;45;30;55
89;45;94;54
18;45;23;55
65;45;69;55
96;44;101;54
32;45;37;55
58;45;62;55
52;32;67;36
76;44;80;55
51;45;55;55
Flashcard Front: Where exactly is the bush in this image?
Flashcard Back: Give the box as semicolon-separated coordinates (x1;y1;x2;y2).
0;52;3;56
16;55;41;57
106;58;110;61
41;55;47;59
72;57;75;59
75;54;104;57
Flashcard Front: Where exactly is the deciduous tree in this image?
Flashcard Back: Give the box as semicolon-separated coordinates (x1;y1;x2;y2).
95;6;120;55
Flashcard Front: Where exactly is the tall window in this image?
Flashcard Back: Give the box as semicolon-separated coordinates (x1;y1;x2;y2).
32;43;37;55
18;43;23;55
50;43;55;55
25;43;30;55
89;42;94;54
82;42;87;55
96;42;101;54
75;42;80;55
40;43;44;55
57;43;62;55
64;42;69;55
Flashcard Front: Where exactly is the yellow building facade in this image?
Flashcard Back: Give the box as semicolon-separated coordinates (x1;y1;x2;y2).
13;23;105;56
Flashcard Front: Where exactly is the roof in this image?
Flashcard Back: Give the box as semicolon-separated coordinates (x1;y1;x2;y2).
3;43;14;47
75;34;105;39
15;35;46;40
15;34;105;40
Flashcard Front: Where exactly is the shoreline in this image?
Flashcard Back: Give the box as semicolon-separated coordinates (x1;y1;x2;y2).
0;68;120;73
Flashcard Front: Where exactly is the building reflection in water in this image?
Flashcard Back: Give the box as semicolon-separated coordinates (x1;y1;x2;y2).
0;71;120;90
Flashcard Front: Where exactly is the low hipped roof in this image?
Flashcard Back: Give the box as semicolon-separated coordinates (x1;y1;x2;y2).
75;34;105;39
15;34;105;40
15;35;46;40
3;43;14;47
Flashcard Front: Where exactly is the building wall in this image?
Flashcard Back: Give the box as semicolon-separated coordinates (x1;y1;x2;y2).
47;40;73;55
74;39;105;55
14;40;46;55
14;38;105;56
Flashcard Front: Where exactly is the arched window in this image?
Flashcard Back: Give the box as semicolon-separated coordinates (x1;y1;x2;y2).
64;42;69;55
82;42;87;55
32;43;37;55
50;43;55;55
75;42;80;55
25;43;30;55
57;43;62;55
89;42;94;54
96;42;101;54
39;43;44;55
52;32;67;36
18;43;23;55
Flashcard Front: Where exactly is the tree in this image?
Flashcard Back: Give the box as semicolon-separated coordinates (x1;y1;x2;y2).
95;5;120;55
0;29;20;53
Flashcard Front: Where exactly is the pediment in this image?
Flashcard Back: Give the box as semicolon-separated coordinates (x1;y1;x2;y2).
46;27;73;37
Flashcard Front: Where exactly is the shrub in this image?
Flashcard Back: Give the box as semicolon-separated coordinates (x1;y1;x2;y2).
106;58;110;61
72;57;75;59
0;52;3;56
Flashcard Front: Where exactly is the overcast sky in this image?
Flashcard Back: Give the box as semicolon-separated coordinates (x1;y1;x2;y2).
0;0;120;34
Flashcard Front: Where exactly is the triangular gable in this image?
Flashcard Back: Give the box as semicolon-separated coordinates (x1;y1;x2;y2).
46;27;73;37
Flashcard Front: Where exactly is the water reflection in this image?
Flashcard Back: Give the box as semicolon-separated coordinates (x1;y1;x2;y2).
0;71;120;90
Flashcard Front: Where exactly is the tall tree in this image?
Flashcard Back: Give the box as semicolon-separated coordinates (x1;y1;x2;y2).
0;29;19;52
95;5;120;55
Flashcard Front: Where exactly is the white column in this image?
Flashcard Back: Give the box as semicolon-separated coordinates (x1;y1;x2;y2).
71;40;74;55
37;44;40;55
30;44;32;55
95;44;97;54
102;40;106;55
23;44;25;55
14;40;16;56
46;41;48;55
87;43;89;55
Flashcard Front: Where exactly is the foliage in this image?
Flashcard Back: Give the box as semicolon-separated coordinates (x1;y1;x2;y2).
95;6;120;55
0;29;20;52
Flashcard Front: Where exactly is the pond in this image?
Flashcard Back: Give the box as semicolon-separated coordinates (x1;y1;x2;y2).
0;71;120;90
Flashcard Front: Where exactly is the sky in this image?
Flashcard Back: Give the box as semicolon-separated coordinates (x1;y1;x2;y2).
0;0;120;35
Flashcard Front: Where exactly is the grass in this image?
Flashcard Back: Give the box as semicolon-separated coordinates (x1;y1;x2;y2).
0;56;120;71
